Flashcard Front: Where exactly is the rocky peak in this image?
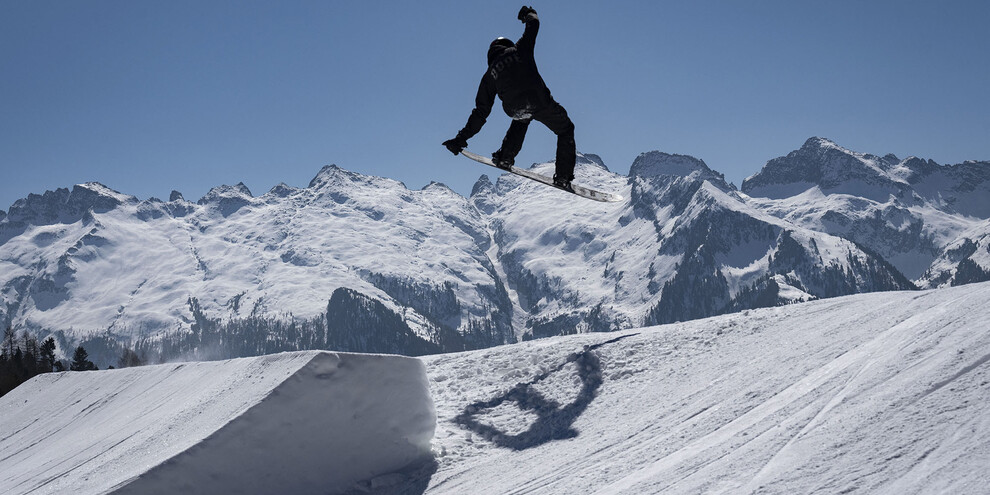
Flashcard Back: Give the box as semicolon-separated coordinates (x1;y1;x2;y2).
629;151;731;191
471;175;494;197
4;183;132;226
899;156;941;181
307;164;404;193
308;165;345;189
198;182;253;204
267;183;299;198
742;137;904;200
577;153;609;171
422;181;453;193
197;182;256;217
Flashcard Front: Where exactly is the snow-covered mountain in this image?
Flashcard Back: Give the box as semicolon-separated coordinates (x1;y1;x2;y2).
919;219;990;287
475;152;910;340
0;167;513;360
1;138;984;361
742;137;990;283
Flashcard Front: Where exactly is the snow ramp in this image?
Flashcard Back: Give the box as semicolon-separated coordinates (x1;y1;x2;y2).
0;351;435;495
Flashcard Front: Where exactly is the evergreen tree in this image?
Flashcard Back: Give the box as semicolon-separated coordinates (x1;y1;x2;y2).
2;326;14;359
40;337;57;372
70;346;97;371
0;329;50;397
21;332;40;377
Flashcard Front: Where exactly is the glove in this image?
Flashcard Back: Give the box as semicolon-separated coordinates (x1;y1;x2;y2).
442;136;468;155
517;6;536;21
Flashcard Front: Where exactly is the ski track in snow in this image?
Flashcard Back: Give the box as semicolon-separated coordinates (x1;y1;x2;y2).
419;282;990;494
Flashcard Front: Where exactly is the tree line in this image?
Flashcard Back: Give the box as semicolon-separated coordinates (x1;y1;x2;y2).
0;326;145;398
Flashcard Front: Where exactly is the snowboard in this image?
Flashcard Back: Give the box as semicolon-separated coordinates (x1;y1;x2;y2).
461;150;623;202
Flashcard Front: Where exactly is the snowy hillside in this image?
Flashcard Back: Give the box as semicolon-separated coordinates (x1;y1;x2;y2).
422;281;990;493
0;351;435;495
919;219;990;287
743;137;990;282
5;281;988;494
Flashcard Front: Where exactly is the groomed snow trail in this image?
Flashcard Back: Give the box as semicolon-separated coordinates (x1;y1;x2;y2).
0;351;435;495
423;282;990;494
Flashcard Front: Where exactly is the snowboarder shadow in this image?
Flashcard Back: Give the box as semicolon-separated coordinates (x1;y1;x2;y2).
454;334;637;451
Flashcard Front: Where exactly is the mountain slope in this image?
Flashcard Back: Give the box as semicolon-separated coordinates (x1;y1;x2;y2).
742;137;990;281
475;152;913;339
0;167;514;359
423;281;990;494
919;219;990;287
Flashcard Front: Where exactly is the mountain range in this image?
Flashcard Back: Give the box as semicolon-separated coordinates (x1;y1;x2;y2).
1;137;987;363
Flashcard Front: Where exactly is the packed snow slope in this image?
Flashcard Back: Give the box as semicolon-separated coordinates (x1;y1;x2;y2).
0;351;435;495
421;281;990;494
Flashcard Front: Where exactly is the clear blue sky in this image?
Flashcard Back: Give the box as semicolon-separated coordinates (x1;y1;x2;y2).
2;0;988;210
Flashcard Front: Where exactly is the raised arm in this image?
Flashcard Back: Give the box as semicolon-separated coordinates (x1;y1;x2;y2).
516;6;539;54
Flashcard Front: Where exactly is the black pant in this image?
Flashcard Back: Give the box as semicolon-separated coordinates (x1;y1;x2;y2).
500;100;575;181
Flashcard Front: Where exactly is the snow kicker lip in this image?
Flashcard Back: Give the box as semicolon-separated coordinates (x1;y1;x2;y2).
455;334;637;450
0;351;436;495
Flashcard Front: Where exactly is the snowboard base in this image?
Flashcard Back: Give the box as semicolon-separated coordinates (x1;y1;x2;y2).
461;150;622;202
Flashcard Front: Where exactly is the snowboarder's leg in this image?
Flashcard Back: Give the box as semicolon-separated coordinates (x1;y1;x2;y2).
494;118;531;169
534;102;576;182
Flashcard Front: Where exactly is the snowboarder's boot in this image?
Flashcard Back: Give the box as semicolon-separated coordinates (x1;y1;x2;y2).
492;150;514;170
553;174;573;191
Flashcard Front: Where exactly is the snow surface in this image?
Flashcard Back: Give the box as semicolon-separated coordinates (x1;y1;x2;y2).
3;282;990;494
421;281;990;493
0;351;435;495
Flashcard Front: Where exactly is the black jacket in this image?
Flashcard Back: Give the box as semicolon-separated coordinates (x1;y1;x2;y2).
457;12;551;141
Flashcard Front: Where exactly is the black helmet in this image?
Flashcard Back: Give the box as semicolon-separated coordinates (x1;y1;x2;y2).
490;37;514;50
488;37;514;64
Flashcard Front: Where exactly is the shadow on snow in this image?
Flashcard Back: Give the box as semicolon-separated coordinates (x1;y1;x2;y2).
454;333;638;451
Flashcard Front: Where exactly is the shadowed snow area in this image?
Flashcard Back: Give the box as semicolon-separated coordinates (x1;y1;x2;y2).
0;351;435;495
424;281;990;494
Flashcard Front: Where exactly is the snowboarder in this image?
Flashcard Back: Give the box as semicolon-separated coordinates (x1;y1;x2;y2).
443;5;576;189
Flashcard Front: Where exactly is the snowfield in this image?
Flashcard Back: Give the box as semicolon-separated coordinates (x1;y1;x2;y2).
423;281;990;494
0;351;435;495
2;282;989;494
